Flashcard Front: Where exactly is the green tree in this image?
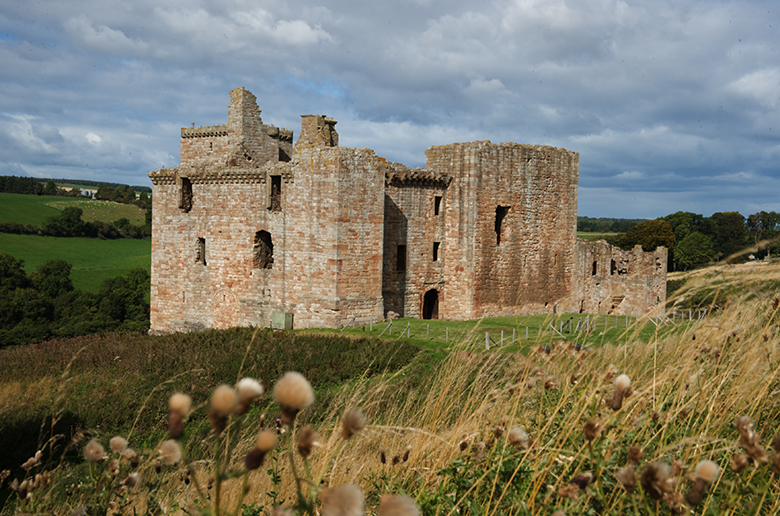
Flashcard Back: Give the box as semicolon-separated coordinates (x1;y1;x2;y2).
674;232;715;270
32;260;74;299
618;219;675;254
43;179;59;196
711;212;747;260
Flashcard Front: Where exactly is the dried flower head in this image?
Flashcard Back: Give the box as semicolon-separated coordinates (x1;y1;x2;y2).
108;459;120;477
236;378;264;415
616;465;636;492
378;494;420;516
557;483;579;500
209;385;237;433
245;429;277;470
380;448;387;463
84;439;105;463
123;472;140;488
731;453;748;473
169;393;192;417
109;436;128;454
735;415;768;463
320;483;364;516
168;392;192;439
507;426;529;449
640;462;673;500
122;448;140;468
627;446;644;464
403;445;411;462
341;408;365;439
609;374;631;411
159;440;182;465
298;426;320;459
583;420;603;441
686;460;720;506
273;372;315;424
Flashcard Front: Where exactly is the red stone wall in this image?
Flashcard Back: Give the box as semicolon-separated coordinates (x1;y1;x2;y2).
425;141;579;319
568;240;667;316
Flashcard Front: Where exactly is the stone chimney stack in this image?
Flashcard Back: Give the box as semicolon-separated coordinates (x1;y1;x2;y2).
297;115;338;147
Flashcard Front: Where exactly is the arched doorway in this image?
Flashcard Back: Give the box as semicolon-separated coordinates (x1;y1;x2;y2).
422;289;439;320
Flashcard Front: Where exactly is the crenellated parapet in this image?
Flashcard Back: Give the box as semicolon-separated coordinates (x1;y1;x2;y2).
181;125;229;139
385;161;451;187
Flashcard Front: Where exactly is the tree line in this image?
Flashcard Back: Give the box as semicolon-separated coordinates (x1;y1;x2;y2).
1;176;151;210
0;206;151;239
577;216;646;233
0;252;150;348
609;211;780;271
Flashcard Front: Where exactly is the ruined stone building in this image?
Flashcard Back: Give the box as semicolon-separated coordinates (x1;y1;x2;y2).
148;87;666;332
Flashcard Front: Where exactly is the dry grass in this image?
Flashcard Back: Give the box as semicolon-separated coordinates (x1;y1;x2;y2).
5;263;780;515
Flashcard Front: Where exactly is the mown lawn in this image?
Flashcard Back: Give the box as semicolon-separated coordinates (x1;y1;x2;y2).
0;193;146;226
0;233;150;292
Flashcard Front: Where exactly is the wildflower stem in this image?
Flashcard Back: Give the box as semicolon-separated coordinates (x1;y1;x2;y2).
232;471;250;516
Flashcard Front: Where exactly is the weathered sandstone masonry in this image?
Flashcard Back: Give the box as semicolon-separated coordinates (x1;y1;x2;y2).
149;87;666;332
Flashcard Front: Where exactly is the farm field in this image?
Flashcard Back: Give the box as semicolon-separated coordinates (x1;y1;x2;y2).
0;192;147;226
0;233;150;292
577;231;620;241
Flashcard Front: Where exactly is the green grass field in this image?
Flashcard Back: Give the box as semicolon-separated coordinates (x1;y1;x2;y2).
317;310;672;352
0;193;147;226
577;231;620;241
0;233;150;292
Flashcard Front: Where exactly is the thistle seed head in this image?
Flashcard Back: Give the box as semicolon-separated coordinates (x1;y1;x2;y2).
109;436;128;454
640;462;673;500
507;426;529;449
158;440;182;466
615;374;631;391
169;393;192;417
297;426;320;459
273;372;314;424
615;465;636;492
236;378;264;415
256;430;277;453
84;439;105;463
341;408;365;440
320;483;364;516
378;494;420;516
695;460;720;483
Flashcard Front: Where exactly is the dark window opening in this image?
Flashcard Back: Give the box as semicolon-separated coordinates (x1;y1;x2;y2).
180;178;193;213
433;242;440;261
196;237;206;265
396;244;407;272
422;289;439;320
279;147;291;162
209;142;213;150
495;206;510;245
610;259;617;275
434;196;442;215
253;230;274;269
591;261;597;276
269;176;282;212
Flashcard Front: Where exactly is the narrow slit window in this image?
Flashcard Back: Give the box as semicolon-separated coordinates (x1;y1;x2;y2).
591;261;597;276
196;237;206;265
253;230;274;269
610;259;617;275
269;176;282;212
433;242;440;262
397;244;407;272
495;206;510;245
180;177;193;213
434;196;442;215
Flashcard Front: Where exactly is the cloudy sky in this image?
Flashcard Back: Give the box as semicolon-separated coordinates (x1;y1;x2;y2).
1;0;778;218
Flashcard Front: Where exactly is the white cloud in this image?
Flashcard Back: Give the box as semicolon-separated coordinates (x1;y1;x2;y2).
85;132;101;144
728;68;780;109
63;15;149;56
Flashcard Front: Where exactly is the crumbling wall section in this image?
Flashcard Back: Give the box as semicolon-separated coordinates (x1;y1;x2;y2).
425;141;579;319
382;162;449;318
570;240;667;316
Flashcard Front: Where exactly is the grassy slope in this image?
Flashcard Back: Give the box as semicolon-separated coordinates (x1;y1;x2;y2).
0;233;150;292
0;193;146;225
577;231;620;241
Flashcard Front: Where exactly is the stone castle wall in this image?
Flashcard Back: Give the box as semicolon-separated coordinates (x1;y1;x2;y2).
569;240;667;316
425;142;580;319
149;87;666;334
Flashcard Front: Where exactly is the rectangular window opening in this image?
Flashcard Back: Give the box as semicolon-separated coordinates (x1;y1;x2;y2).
495;206;510;245
196;237;206;265
591;261;597;276
180;177;193;213
433;241;440;262
397;244;407;272
269;176;282;212
434;196;442;215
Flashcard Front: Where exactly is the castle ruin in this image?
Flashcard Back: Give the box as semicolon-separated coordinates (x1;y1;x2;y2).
148;87;666;332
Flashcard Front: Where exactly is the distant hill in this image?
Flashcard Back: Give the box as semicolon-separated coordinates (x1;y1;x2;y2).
40;178;152;193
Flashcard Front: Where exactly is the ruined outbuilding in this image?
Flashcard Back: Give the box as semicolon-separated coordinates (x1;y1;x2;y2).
148;87;666;332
